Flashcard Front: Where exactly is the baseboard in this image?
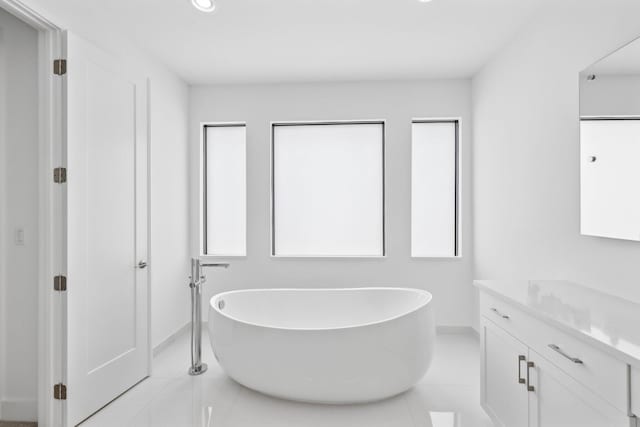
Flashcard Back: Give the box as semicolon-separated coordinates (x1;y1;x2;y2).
0;399;37;422
436;325;476;336
153;322;190;357
471;324;480;339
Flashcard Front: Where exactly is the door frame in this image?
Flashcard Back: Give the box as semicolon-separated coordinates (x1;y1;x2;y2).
0;1;63;425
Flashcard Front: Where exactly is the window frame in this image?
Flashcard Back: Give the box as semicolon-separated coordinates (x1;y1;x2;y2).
270;120;387;258
411;118;462;259
201;122;248;257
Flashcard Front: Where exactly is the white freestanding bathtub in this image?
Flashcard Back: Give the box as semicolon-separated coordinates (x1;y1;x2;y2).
207;287;435;404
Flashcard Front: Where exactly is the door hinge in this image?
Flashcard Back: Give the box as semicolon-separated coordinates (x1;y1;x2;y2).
53;383;67;400
53;59;67;76
53;167;67;183
54;275;67;291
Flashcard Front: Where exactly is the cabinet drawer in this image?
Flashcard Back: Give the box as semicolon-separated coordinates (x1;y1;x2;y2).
536;323;627;413
480;292;528;338
480;292;628;413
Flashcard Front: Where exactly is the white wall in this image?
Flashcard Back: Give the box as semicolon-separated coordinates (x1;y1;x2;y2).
148;76;191;348
472;0;640;303
0;7;39;421
190;80;474;327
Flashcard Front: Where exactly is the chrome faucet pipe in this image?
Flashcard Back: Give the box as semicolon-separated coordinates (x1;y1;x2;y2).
188;258;229;376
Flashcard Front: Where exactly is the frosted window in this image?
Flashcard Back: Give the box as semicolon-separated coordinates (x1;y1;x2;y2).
204;125;246;256
272;122;385;257
411;121;459;257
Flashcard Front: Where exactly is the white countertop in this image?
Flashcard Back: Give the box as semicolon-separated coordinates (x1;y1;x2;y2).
474;280;640;367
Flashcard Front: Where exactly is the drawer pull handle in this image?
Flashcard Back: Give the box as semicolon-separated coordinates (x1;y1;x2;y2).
548;344;584;364
527;361;535;392
491;307;510;319
518;355;526;384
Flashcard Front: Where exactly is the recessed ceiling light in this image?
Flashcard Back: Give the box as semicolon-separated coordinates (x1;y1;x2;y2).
192;0;216;13
418;0;433;3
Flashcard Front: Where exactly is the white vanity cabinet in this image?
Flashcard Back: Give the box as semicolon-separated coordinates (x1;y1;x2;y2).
476;280;639;427
481;318;628;427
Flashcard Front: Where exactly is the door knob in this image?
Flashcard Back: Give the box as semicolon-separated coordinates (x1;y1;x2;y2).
137;261;148;269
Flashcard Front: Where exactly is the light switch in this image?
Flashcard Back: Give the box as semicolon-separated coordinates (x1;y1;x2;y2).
15;228;25;245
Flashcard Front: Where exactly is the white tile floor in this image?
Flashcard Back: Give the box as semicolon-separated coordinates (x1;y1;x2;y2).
82;331;494;427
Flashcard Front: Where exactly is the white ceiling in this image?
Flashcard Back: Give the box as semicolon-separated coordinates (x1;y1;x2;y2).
53;0;545;85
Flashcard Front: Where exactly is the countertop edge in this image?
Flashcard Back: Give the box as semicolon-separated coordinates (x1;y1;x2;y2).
474;280;640;368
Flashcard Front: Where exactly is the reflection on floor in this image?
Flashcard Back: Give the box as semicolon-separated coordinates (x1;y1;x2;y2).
82;330;493;427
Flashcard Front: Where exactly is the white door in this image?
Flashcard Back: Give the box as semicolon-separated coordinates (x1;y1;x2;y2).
65;31;149;426
527;350;629;427
480;318;529;427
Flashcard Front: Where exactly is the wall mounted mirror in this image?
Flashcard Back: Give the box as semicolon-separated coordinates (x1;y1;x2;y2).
580;36;640;241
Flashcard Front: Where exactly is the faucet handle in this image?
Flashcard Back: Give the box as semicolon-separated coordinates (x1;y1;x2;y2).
188;275;207;288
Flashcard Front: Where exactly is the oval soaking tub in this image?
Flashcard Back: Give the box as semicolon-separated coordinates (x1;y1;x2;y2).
207;287;435;404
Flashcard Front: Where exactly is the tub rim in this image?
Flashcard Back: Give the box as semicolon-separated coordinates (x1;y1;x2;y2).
209;287;433;332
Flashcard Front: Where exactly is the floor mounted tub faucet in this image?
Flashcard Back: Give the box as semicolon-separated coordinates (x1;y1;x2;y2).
188;258;229;375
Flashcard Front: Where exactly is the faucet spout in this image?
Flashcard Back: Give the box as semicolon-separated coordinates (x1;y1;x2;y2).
201;263;230;268
190;259;230;285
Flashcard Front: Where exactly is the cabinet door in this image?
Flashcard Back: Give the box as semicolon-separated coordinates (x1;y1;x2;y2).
528;349;629;427
481;318;529;427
